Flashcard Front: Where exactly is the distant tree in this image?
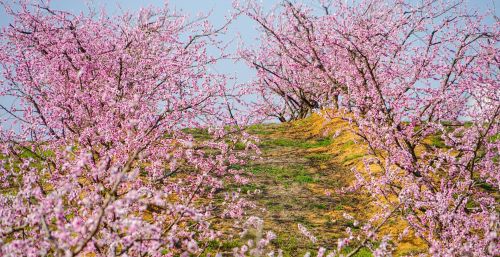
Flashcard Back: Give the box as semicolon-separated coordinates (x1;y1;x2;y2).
240;0;499;255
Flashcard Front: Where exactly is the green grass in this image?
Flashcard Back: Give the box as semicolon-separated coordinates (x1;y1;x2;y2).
294;174;315;183
182;127;211;140
273;233;315;257
341;246;373;257
248;165;285;175
266;201;285;211
342;153;364;163
233;183;263;193
234;141;247;150
429;135;447;148
477;181;495;192
248;164;316;184
201;239;242;256
310;203;327;210
489;133;500;143
345;220;360;229
307;137;332;148
341;140;356;150
262;138;301;148
220;239;241;250
247;123;276;135
262;137;332;149
325;219;336;228
228;164;244;170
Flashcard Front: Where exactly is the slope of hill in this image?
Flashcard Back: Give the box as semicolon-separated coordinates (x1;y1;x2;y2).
205;114;427;256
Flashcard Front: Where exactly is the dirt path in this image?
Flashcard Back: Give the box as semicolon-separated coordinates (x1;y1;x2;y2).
201;120;425;256
235;123;370;256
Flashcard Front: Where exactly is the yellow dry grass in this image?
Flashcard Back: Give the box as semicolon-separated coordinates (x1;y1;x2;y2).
296;112;427;255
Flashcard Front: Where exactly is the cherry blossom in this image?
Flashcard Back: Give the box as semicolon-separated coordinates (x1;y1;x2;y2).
0;1;253;256
240;0;499;255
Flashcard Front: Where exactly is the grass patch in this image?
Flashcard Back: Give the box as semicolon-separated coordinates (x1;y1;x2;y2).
305;153;331;162
234;142;247;150
266;201;285;211
228;164;244;170
273;235;303;256
325;217;336;227
342;153;365;163
341;246;373;257
248;164;316;185
311;203;327;210
264;138;302;147
247;123;276;135
219;240;242;251
294;174;316;183
489;133;500;143
235;183;263;193
236;118;426;256
273;229;318;256
345;220;360;229
429;135;447;148
182;127;211;140
262;137;332;149
303;137;332;148
341;140;356;151
477;181;495;192
248;165;285;175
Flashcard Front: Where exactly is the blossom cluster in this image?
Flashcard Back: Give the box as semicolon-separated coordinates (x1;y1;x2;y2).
0;1;255;256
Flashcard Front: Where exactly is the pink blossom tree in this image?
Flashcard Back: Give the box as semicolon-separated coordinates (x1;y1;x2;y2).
239;0;499;255
0;1;254;256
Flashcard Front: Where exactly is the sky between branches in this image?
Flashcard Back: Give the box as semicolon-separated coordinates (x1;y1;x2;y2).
0;0;497;120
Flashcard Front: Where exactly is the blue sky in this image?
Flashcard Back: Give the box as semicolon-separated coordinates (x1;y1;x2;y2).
0;0;497;123
0;0;497;86
0;0;279;125
0;0;284;87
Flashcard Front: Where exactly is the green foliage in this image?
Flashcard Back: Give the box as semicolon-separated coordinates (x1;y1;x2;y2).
248;165;285;175
220;240;241;250
324;217;335;227
228;164;243;170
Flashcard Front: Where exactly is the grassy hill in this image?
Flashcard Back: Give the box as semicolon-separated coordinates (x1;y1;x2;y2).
202;114;427;256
